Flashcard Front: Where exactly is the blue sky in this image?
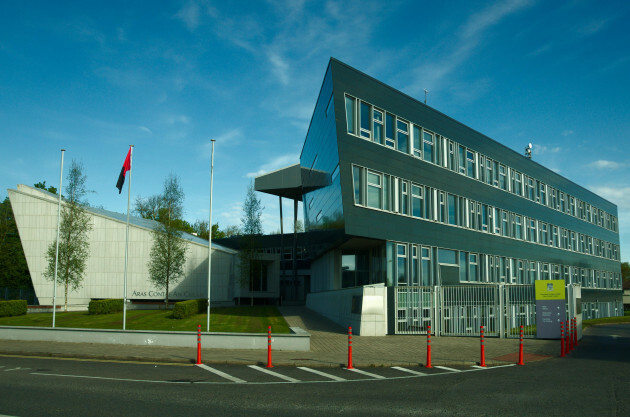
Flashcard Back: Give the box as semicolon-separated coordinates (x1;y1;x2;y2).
1;0;629;262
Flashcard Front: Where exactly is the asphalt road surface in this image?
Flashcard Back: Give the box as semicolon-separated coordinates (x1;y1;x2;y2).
1;323;628;416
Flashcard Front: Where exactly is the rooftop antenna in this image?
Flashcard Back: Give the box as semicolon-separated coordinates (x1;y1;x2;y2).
424;89;428;104
525;143;533;159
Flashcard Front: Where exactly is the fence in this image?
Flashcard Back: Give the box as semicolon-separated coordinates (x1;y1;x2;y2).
395;284;536;338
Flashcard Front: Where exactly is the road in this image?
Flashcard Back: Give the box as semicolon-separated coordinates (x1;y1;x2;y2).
1;323;628;416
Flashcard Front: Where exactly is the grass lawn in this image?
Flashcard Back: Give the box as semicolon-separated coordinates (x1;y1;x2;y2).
0;306;291;334
582;314;630;329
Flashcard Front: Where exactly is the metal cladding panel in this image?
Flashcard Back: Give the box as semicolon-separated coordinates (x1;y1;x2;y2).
326;58;619;272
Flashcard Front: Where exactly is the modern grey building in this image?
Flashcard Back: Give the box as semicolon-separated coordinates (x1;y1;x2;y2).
256;58;623;336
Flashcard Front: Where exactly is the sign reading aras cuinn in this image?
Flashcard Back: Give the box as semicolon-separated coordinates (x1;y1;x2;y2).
535;280;566;339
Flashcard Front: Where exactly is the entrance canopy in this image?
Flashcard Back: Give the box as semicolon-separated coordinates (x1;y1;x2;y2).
254;163;330;201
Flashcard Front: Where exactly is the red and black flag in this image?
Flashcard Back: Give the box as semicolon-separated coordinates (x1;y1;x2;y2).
116;147;132;194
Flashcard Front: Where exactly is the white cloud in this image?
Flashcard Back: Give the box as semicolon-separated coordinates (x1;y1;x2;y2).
588;186;630;209
587;160;625;170
562;130;574;137
532;144;562;155
138;126;152;134
406;0;532;95
246;154;299;178
175;1;201;31
165;115;190;125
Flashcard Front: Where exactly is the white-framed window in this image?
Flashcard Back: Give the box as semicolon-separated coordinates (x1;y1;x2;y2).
359;101;371;139
373;108;384;144
412;125;422;158
423;130;434;163
345;95;356;135
397;119;409;153
367;170;382;209
385;112;395;147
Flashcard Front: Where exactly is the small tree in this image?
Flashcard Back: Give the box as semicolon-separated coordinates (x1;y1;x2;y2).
147;174;188;305
43;160;92;311
238;181;264;306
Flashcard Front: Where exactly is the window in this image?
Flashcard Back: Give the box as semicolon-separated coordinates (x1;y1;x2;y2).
360;101;371;139
423;131;434;163
411;184;423;218
458;145;466;174
448;141;456;171
499;164;507;190
385;113;395;147
352;165;363;205
438;192;446;223
501;211;509;237
481;204;488;231
383;174;391;211
539;183;547;206
459;252;468;282
400;181;409;215
478;156;485;182
424;186;434;220
469;254;478;282
438;249;457;265
373;109;384;144
412;125;421;157
367;171;382;209
421;247;432;286
515;215;523;239
250;261;268;292
397;244;407;285
512;171;522;196
345;96;356;134
466;150;475;178
397;119;409;153
411;246;419;285
447;194;456;225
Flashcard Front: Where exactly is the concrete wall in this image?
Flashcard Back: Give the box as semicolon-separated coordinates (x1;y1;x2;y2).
8;185;237;306
306;283;387;336
0;326;310;351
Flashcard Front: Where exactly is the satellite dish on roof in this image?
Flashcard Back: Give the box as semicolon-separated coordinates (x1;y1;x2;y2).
525;143;533;159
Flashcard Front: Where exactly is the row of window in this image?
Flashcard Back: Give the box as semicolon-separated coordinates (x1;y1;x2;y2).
345;95;619;233
388;241;623;289
353;165;620;261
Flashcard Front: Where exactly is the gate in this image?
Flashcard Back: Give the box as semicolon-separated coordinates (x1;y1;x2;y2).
394;286;433;334
394;284;536;338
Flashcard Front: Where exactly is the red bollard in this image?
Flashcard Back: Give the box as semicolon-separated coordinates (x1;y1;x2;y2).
347;326;354;369
426;325;433;368
568;319;573;352
573;317;578;348
196;324;202;365
565;320;571;354
480;325;487;367
517;325;524;366
560;322;565;358
266;325;273;368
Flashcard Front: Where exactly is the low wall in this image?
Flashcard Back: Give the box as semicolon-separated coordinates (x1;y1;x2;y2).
0;326;310;351
306;284;387;336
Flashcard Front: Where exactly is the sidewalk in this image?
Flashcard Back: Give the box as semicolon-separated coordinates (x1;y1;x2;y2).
0;306;561;367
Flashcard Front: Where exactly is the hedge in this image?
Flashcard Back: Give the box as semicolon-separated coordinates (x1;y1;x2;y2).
88;299;124;315
172;299;208;319
0;300;28;317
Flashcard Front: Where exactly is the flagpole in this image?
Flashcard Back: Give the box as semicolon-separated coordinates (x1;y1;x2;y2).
52;149;65;328
207;139;215;333
123;145;133;330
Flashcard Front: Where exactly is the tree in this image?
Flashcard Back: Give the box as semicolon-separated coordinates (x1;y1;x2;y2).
622;262;629;283
43;161;92;311
34;181;57;195
147;174;188;305
238;181;264;306
224;225;241;237
0;196;31;290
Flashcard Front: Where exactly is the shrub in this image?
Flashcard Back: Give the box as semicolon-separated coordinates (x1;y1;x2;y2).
88;299;124;315
0;300;28;317
172;299;208;319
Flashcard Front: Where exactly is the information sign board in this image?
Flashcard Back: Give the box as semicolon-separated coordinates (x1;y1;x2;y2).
535;280;565;339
